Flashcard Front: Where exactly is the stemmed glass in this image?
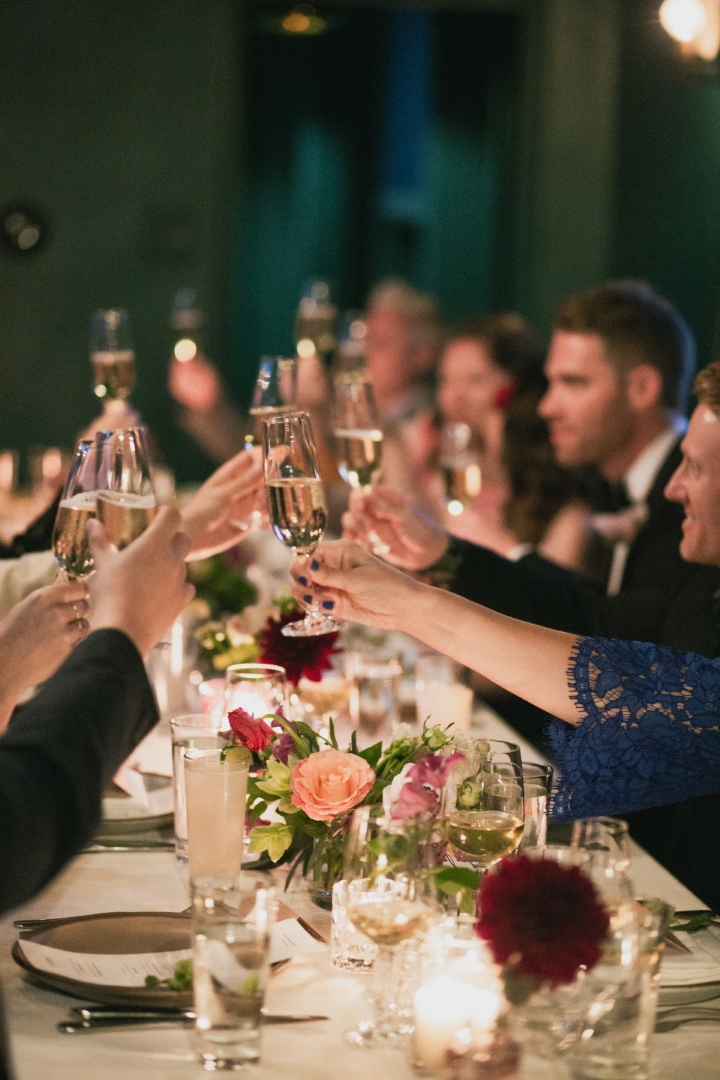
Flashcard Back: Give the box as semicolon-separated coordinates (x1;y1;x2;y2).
443;758;525;879
95;428;157;549
52;439;101;581
343;805;442;1044
247;356;298;446
90;309;136;417
332;379;383;492
438;422;482;517
262;411;340;638
294;280;337;364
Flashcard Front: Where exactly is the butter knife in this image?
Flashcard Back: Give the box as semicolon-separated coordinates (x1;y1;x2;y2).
58;1008;328;1032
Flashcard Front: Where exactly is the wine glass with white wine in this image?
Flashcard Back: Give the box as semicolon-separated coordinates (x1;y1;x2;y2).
444;758;524;880
342;805;442;1044
332;379;383;492
262;412;340;638
247;356;298;446
95;428;157;548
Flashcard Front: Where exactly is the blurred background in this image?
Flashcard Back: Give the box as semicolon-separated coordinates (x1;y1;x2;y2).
1;0;719;481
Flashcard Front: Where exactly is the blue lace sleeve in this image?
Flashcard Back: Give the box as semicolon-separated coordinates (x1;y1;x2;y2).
548;637;720;820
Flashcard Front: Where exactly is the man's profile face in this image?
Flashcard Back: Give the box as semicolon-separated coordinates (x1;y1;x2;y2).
538;331;635;469
665;405;720;566
364;307;415;401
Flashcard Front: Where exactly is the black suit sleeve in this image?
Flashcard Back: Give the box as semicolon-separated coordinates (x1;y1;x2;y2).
0;629;158;914
0;493;60;560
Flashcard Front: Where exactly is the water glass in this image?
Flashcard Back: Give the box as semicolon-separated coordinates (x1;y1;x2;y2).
349;653;402;742
331;879;378;971
571;816;631;867
185;748;249;886
518;762;554;849
170;713;229;862
224;663;286;719
415;653;474;733
192;873;277;1070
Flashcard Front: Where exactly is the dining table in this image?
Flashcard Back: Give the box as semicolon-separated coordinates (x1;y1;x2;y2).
1;704;719;1080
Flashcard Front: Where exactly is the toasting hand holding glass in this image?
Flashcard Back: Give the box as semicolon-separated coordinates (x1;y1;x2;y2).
262;411;340;637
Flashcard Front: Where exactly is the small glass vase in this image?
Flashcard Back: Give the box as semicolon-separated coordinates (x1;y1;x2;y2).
306;821;347;909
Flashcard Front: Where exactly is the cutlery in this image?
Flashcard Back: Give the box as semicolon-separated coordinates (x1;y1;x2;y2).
58;1009;329;1032
81;841;175;853
14;906;192;929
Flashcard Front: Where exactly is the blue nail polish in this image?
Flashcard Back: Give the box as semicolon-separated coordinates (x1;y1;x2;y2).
298;576;308;586
310;559;319;571
303;594;313;604
322;600;334;610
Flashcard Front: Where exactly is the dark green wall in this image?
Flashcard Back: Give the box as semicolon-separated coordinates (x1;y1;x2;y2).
0;0;239;480
614;0;720;370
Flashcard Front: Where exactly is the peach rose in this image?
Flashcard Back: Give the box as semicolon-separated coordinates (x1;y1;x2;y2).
290;750;375;822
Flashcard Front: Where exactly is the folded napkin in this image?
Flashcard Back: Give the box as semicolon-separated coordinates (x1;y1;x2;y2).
661;925;720;986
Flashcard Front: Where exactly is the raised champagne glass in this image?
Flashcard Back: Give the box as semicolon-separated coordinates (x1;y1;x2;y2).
262;412;340;637
444;758;524;878
247;355;298;446
438;422;482;517
332;378;383;491
95;428;157;548
90;309;136;418
294;280;337;366
52;439;101;580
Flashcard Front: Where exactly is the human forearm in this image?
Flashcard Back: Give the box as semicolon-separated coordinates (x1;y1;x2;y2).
395;585;581;723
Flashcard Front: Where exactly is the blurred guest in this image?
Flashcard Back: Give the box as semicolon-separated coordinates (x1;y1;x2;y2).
426;314;594;571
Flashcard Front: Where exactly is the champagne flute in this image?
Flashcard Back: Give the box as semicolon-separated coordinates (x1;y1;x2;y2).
294;280;337;365
90;309;136;415
247;356;298;446
343;805;442;1043
332;379;383;492
444;759;525;877
262;411;340;638
438;421;482;517
52;439;101;580
95;428;157;548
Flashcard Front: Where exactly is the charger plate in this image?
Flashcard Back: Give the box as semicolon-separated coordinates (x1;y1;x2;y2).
12;900;303;1009
13;911;193;1008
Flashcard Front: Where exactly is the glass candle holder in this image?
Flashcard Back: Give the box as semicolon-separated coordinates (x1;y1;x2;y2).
224;663;287;719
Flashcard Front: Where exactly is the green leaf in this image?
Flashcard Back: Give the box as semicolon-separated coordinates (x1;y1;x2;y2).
255;757;292;797
247;822;293;863
358;741;382;770
435;866;480;893
327;716;339;750
277;794;299;814
669;912;714;933
249;800;268;823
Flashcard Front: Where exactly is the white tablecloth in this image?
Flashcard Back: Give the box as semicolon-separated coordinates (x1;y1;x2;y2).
1;706;718;1080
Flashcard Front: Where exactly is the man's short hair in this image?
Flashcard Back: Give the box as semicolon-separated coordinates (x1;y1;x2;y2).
693;360;720;416
554;281;696;412
366;278;442;350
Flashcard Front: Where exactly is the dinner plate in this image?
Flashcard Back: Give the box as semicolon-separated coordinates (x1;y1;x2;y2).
13;911;194;1008
98;774;174;837
12;901;306;1009
658;982;720;1007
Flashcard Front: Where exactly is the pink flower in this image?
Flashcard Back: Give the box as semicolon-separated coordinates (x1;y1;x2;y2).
228;707;274;752
409;752;465;790
389;752;465;821
290;750;376;822
391;780;438;820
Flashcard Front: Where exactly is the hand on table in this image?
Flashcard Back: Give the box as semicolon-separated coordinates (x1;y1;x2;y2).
289;538;419;631
88;507;195;657
341;484;448;570
0;578;91;732
180;449;265;560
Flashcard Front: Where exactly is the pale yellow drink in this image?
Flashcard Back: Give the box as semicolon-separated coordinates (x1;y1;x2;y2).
184;750;248;882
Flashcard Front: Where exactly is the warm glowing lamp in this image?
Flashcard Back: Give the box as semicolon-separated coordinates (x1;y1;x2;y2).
659;0;720;59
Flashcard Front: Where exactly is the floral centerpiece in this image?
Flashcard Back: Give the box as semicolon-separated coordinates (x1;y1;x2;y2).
227;703;460;907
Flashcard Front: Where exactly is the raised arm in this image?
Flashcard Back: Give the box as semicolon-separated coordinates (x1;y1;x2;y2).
290;539;581;723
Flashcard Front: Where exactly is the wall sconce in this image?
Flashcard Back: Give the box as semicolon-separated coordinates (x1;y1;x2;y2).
659;0;720;59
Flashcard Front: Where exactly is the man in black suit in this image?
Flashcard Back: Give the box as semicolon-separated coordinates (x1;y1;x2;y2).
343;282;720;905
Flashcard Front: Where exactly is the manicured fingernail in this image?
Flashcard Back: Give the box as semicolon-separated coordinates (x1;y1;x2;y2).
310;559;319;571
322;600;334;610
303;594;313;604
298;575;307;585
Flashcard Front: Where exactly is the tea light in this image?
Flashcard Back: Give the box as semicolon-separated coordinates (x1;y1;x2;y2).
414;976;501;1072
416;682;474;733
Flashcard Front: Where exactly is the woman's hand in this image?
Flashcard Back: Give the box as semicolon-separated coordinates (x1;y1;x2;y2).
0;579;90;733
341;485;449;570
180;449;265;560
290;539;420;631
88;507;195;656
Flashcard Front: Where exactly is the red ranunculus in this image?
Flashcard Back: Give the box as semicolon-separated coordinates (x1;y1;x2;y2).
256;609;340;686
476;855;610;989
228;707;274;752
